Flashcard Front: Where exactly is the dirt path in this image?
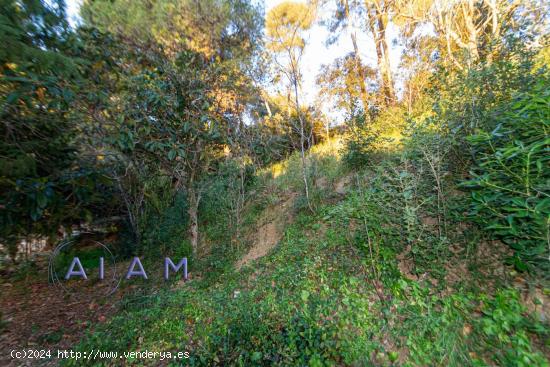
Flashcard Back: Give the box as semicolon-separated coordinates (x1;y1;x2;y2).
236;194;296;270
236;172;352;270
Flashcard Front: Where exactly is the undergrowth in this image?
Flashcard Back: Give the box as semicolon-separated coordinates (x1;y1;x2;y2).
67;138;549;366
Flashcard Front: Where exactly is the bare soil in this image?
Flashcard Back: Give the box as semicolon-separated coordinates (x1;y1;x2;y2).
0;260;133;366
236;194;296;269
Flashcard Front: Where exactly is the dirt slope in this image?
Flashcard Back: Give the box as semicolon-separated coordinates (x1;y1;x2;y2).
236;194;296;269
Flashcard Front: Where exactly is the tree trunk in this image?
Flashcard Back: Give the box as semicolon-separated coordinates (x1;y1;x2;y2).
462;0;479;66
292;74;312;212
378;17;395;104
262;90;272;117
367;4;396;106
187;187;200;255
116;174;143;246
344;0;370;114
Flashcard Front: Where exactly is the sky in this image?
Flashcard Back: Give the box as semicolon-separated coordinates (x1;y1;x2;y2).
65;0;83;28
264;0;402;100
65;0;403;123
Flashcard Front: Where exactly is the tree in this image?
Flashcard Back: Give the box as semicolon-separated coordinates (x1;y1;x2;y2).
81;0;263;255
111;50;226;254
364;0;396;106
325;0;372;113
81;0;263;64
0;0;110;258
394;0;547;71
323;0;396;107
317;54;376;117
266;1;316;210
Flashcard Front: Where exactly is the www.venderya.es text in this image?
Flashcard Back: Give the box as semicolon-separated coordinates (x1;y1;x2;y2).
10;349;190;361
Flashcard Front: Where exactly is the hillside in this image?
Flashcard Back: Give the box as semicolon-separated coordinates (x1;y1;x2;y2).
1;0;549;366
65;137;549;366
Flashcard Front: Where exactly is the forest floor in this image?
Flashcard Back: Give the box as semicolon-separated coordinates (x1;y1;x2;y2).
0;258;138;366
1;137;548;366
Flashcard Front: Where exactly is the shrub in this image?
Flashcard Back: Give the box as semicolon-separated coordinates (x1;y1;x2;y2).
342;113;388;168
462;80;550;273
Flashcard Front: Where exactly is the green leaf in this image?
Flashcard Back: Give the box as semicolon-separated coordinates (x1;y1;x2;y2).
36;193;48;208
251;352;262;361
5;91;20;104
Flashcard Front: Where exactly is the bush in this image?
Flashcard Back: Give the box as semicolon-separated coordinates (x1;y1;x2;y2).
342;113;387;168
463;80;550;274
121;174;190;259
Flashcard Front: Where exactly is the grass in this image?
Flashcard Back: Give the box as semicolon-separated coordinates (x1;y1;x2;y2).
66;137;549;366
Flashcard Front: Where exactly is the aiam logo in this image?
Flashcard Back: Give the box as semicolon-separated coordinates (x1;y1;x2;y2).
63;256;188;281
48;237;188;297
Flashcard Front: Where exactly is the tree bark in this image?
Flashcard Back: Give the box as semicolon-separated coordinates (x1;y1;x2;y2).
367;3;396;106
462;0;479;65
187;186;200;255
378;14;395;104
343;0;370;114
293;75;312;211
